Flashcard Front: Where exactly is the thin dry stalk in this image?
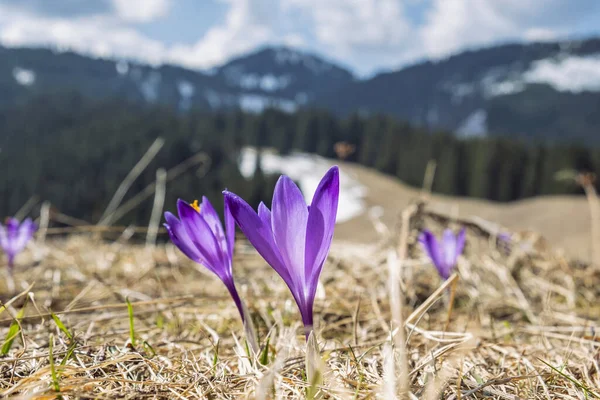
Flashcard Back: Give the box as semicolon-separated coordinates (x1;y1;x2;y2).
420;160;437;201
103;152;210;226
145;168;167;250
580;177;600;268
14;196;39;220
99;137;165;225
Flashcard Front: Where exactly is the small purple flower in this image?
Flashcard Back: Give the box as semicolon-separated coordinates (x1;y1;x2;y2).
163;197;245;322
497;232;512;254
0;218;37;273
224;166;339;338
419;228;466;280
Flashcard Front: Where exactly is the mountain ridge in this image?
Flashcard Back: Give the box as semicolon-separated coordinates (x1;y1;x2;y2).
2;37;600;142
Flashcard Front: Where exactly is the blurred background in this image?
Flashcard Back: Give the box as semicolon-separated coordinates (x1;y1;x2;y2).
1;0;600;259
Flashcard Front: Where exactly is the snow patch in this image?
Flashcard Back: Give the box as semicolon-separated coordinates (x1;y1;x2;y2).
274;48;302;65
239;147;366;223
484;80;526;97
204;90;222;109
444;82;476;105
457;109;487;138
523;55;600;92
260;74;291;91
140;71;161;102
238;94;297;113
295;92;308;104
177;80;195;111
12;67;35;86
115;60;129;75
239;73;291;91
274;48;332;75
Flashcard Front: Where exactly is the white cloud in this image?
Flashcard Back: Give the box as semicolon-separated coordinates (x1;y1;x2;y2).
420;0;513;58
284;0;410;49
420;0;596;60
167;0;276;69
110;0;171;22
0;6;167;64
523;27;559;42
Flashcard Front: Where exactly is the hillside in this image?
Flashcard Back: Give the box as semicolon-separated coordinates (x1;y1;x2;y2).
240;149;594;262
2;38;600;142
336;162;593;262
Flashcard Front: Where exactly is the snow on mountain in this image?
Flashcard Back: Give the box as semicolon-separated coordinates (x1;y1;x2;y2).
3;39;600;141
522;54;600;92
177;80;195;111
13;67;35;86
273;47;334;75
239;147;366;223
457;109;488;138
139;70;161;102
238;73;291;91
476;53;600;98
238;94;297;113
115;60;129;75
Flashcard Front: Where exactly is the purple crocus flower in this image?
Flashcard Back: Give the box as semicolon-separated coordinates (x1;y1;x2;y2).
419;228;466;280
497;232;512;254
163;197;245;322
224;166;339;338
0;218;37;273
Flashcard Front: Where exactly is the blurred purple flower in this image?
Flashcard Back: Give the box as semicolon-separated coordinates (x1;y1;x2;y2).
419;228;466;280
164;197;245;322
497;232;512;254
224;166;339;338
498;232;511;243
0;218;37;273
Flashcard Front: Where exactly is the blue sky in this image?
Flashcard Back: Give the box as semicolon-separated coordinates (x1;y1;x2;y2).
0;0;599;76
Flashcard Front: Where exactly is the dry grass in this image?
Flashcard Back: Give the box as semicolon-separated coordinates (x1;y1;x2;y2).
1;205;599;399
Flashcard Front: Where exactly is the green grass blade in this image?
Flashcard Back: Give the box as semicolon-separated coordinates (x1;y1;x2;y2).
1;304;26;355
259;336;270;366
538;358;600;399
49;334;62;396
126;297;136;347
51;312;73;341
142;341;156;359
212;340;220;370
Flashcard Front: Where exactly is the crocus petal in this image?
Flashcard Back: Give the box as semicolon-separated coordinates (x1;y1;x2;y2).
259;200;312;327
271;175;309;294
224;191;292;285
224;194;235;259
305;166;339;297
164;212;210;267
177;200;226;274
13;219;36;253
419;230;445;278
258;202;272;228
442;229;458;271
455;228;466;260
200;196;228;255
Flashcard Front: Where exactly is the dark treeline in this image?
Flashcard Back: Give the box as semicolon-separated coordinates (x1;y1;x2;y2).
0;92;598;224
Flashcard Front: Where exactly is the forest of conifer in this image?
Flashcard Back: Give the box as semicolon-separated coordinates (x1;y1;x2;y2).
0;92;597;225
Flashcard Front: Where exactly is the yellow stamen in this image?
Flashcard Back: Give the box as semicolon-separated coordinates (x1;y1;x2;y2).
191;200;201;213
